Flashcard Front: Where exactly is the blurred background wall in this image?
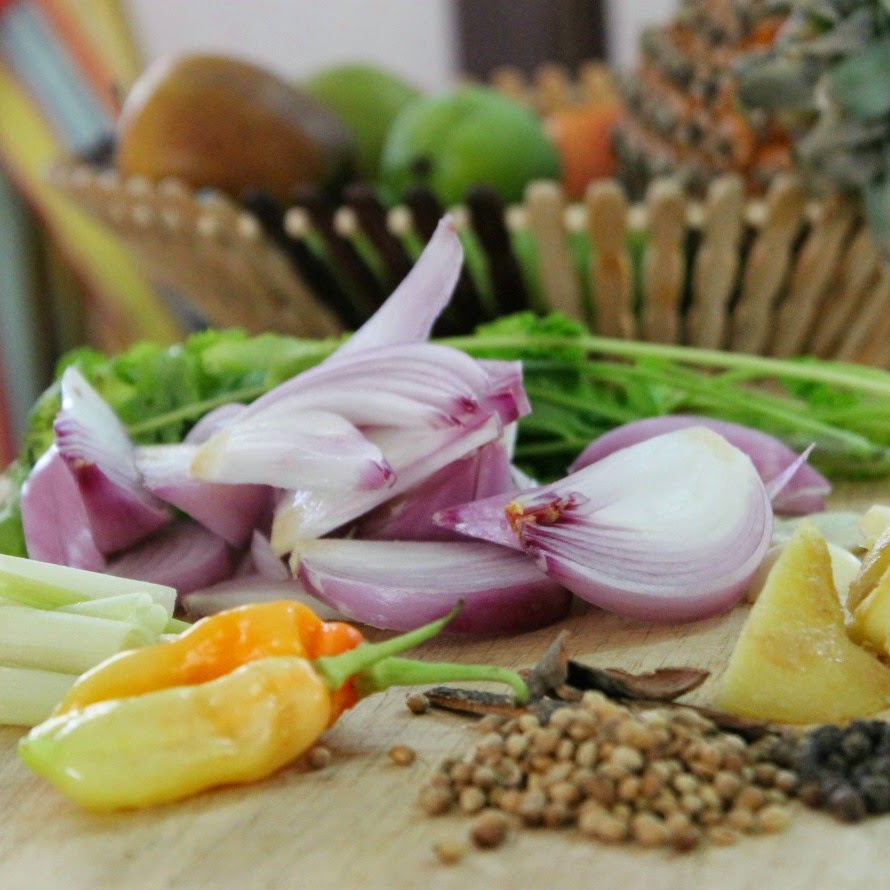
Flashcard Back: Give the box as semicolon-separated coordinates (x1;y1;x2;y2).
123;0;679;88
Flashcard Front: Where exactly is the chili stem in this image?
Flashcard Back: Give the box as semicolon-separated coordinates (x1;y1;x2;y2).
355;656;529;705
312;603;463;692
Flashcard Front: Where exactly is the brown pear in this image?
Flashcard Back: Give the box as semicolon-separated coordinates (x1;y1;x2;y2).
115;54;355;202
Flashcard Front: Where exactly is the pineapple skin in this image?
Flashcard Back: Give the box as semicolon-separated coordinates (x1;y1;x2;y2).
614;0;794;199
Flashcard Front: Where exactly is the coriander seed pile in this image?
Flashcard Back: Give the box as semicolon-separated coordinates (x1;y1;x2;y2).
419;691;798;851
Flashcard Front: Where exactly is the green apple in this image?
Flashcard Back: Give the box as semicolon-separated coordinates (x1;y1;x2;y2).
378;85;561;207
304;63;421;181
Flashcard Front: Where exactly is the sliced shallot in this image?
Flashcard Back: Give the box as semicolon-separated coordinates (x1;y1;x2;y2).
106;521;234;594
357;432;517;541
190;408;394;492
331;215;462;359
271;413;503;550
291;538;572;634
52;367;172;554
181;577;345;621
570;415;830;515
185;403;248;443
136;444;270;547
239;343;496;427
450;427;773;622
19;445;106;571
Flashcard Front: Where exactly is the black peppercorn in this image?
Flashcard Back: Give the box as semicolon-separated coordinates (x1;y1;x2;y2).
827;785;867;823
857;776;890;815
840;729;873;764
787;721;890;823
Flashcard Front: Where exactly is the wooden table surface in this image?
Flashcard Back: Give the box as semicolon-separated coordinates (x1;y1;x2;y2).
1;482;888;890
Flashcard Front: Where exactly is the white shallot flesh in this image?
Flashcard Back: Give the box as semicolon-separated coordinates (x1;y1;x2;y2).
291;538;572;633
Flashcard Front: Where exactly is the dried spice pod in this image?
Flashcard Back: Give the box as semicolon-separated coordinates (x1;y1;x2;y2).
564;663;709;702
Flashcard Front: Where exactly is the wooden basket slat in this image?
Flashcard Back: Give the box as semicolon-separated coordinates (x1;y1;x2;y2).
727;175;808;356
836;269;890;364
524;181;586;322
51;160;890;368
640;179;686;345
809;228;883;359
769;193;858;359
686;174;745;350
585;180;635;339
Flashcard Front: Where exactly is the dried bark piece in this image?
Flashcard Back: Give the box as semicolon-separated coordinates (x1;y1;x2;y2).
425;686;527;719
565;662;709;701
523;631;571;701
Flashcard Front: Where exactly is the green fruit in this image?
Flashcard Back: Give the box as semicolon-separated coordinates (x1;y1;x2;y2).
378;86;561;207
304;63;421;181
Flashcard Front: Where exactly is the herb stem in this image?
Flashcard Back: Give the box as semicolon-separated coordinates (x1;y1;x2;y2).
125;384;269;438
445;333;890;397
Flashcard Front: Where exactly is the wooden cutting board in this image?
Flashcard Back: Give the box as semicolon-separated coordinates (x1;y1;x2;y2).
0;481;888;890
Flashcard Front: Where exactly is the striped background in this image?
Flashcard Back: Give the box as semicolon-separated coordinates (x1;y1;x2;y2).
0;0;184;464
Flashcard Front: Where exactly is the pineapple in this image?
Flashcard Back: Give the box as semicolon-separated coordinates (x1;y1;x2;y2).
616;0;890;265
613;0;795;198
716;521;890;724
735;0;890;256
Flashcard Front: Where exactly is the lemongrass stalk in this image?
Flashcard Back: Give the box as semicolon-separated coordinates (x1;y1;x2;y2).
0;554;177;617
0;555;176;614
0;606;151;674
0;666;76;727
59;593;169;638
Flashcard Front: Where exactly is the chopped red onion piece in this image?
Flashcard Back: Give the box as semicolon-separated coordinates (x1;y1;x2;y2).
240;343;493;426
19;445;106;571
136;444;270;547
332;215;462;359
570;415;830;515
249;530;290;581
271;413;503;550
504;427;773;622
106;521;234;594
181;576;345;621
292;538;572;634
478;360;532;426
191;408;394;492
433;486;534;551
53;367;172;553
358;433;517;541
185;403;247;443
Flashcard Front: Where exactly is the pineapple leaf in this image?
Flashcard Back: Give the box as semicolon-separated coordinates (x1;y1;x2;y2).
829;35;890;121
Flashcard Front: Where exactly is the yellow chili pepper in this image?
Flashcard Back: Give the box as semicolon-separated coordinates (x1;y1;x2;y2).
51;600;367;725
18;602;527;811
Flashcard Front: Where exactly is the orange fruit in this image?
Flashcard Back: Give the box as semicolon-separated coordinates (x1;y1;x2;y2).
544;100;624;200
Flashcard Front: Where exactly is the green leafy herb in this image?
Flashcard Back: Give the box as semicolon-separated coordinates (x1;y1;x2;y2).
5;314;890;557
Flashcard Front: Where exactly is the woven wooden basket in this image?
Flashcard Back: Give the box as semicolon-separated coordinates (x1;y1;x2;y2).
48;60;890;366
52;158;889;366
